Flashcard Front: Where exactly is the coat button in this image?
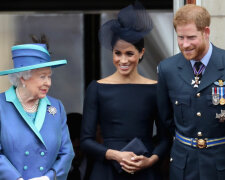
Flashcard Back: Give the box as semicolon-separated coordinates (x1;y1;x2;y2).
24;166;28;170
40;167;44;171
197;132;203;137
25;151;29;156
197;112;201;117
175;101;178;105
196;93;201;97
170;158;173;162
41;152;45;156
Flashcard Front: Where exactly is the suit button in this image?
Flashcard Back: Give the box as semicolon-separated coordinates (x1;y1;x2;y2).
25;151;29;156
196;93;201;97
170;158;173;162
197;112;201;117
24;166;28;170
175;101;178;105
41;152;45;156
197;132;203;137
40;166;44;171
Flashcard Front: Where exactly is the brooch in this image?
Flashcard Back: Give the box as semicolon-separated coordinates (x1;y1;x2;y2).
216;110;225;123
48;106;57;115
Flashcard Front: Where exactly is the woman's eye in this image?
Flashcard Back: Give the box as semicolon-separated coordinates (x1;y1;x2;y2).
127;52;134;56
115;51;121;55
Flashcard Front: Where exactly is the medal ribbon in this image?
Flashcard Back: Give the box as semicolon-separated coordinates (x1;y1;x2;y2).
220;87;224;99
193;63;205;76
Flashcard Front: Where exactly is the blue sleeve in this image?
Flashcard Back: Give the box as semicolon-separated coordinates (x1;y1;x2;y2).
45;101;75;180
80;81;108;161
0;111;22;180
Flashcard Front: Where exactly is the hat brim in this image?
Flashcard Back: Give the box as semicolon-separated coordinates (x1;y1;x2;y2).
0;60;67;76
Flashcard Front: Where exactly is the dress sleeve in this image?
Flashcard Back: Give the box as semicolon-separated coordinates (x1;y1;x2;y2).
152;109;172;159
0;110;22;179
80;81;108;161
45;101;75;180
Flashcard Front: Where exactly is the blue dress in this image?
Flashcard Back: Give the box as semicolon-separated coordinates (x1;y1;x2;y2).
81;81;169;180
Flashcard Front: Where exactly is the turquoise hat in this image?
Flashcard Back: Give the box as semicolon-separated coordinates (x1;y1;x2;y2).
0;43;67;76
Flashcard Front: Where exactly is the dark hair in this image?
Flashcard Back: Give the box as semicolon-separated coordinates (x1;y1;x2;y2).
133;38;144;52
111;37;144;52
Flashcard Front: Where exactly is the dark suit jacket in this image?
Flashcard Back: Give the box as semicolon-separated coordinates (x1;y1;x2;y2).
157;45;225;180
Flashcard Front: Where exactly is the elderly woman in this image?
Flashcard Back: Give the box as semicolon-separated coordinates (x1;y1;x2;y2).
80;2;170;180
0;43;74;180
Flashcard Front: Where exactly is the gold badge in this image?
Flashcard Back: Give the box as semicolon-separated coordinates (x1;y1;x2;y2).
219;80;224;86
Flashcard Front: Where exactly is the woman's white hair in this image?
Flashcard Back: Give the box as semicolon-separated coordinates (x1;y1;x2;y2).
8;70;32;87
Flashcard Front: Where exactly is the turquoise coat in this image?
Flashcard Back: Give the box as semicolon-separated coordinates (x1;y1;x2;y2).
0;86;74;180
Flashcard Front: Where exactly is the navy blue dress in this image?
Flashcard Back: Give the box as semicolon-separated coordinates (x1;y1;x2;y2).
81;80;169;180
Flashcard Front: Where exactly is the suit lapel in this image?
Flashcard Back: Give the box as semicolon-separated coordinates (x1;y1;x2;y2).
177;54;195;86
197;47;224;92
5;86;47;147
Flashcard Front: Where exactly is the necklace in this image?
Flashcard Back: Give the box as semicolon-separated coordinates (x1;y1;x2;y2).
16;88;39;113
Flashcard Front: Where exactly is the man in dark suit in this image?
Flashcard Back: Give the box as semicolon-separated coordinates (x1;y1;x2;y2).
157;4;225;180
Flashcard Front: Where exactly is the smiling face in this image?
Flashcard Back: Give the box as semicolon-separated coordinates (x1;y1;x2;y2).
176;22;210;61
21;67;52;100
112;39;144;76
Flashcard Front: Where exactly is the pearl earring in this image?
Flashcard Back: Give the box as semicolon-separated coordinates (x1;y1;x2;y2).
22;84;26;88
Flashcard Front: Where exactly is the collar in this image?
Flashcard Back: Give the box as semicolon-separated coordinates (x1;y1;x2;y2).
190;42;213;67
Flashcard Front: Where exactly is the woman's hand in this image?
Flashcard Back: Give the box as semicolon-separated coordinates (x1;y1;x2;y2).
120;154;159;174
105;149;137;164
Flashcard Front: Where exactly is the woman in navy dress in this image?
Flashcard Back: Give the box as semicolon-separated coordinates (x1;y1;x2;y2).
81;2;170;180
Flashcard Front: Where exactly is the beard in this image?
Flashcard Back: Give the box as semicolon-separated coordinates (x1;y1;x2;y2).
180;41;207;61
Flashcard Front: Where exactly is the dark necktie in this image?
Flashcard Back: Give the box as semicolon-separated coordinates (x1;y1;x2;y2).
193;61;205;79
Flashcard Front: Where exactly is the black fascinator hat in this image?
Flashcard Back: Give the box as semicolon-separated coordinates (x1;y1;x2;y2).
99;1;153;49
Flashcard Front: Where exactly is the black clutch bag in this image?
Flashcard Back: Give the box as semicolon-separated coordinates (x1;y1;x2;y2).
112;137;149;173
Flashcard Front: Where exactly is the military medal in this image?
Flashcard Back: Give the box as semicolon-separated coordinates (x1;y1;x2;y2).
216;110;225;122
220;98;225;105
212;87;220;105
220;87;225;105
191;77;200;88
191;62;205;88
